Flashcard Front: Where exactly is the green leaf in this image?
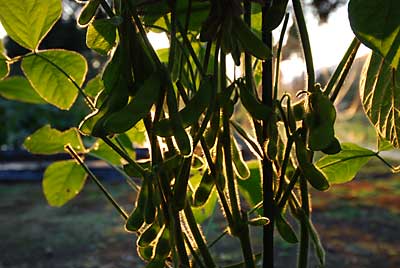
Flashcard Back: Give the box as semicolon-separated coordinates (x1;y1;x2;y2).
125;120;147;146
348;0;400;69
378;136;395;152
315;143;375;184
24;125;85;155
89;139;125;165
190;169;218;224
84;75;104;98
86;19;117;55
361;52;400;148
0;53;9;80
43;160;87;207
237;160;262;210
0;76;46;104
22;49;88;110
0;0;62;50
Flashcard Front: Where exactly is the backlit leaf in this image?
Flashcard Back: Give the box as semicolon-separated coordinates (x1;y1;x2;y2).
0;53;9;80
349;0;400;69
316;143;375;184
360;52;400;148
0;76;45;104
22;49;87;110
0;0;62;50
24;125;85;154
86;19;117;55
43;160;87;207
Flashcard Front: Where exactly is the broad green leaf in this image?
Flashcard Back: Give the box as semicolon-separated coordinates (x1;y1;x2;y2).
360;53;400;148
84;75;104;98
315;143;375;184
237;160;262;210
0;76;45;104
0;0;62;50
24;125;85;154
348;0;400;69
0;53;9;79
125;120;147;146
86;19;117;55
22;49;88;110
190;169;218;224
88;135;136;166
43;160;87;207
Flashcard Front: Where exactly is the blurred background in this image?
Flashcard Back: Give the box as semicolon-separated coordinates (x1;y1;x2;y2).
0;0;399;267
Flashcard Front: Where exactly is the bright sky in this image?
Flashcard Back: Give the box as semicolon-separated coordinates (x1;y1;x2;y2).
0;3;370;83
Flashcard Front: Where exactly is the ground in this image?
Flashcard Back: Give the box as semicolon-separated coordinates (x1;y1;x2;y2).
0;159;399;268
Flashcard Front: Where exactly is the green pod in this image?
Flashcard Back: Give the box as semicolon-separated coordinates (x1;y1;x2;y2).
123;161;151;178
221;16;233;54
248;216;270;226
238;80;272;121
292;100;305;121
137;221;162;248
125;178;149;232
173;159;191;210
145;181;156;224
204;109;220;148
193;171;215;207
154;76;214;137
125;206;145;233
166;83;192;157
295;138;330;191
102;71;162;134
231;137;250;180
153;226;171;260
145;259;165;268
275;211;298;244
266;115;279;161
232;17;272;60
308;124;335;151
138;245;154;261
321;137;341;155
263;0;289;31
78;0;100;27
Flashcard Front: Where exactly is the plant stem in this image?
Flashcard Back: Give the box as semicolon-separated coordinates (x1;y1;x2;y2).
298;175;310;268
324;37;360;96
184;204;217;267
261;2;274;267
65;145;128;220
292;0;315;91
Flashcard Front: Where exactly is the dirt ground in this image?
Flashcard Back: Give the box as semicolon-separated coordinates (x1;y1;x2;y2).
0;159;399;268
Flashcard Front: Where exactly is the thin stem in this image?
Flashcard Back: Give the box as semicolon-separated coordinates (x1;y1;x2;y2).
324;37;360;96
65;145;128;220
278;168;300;209
298;175;310;268
184;204;217;267
261;2;274;267
292;0;315;91
102;137;147;177
183;233;206;268
275;136;294;201
208;229;229;249
99;0;115;18
273;13;290;100
329;39;361;102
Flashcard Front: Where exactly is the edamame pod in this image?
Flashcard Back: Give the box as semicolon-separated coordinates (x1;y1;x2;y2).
321;137;341;155
137;221;161;248
232;17;272;60
295;137;330;191
152;226;171;260
193;171;215;207
102;71;162;134
231;137;250;180
238;79;272;121
154;76;214;137
125;179;149;232
263;0;289;31
275;210;298;243
78;0;100;27
166;83;192;157
138;245;154;261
